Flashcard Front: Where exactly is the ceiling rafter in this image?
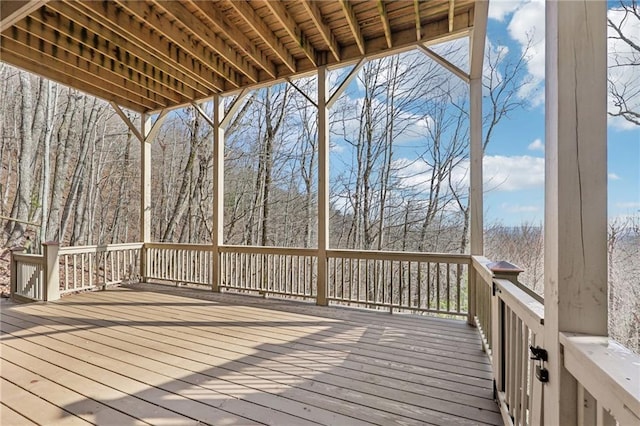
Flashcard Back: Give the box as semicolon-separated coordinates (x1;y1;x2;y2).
185;0;276;78
113;0;244;89
54;2;210;99
4;22;174;107
264;0;318;66
152;0;259;83
31;5;199;104
78;1;227;93
339;0;365;55
0;0;46;32
301;0;341;62
449;0;456;32
414;0;422;41
0;39;150;112
376;1;393;49
226;0;297;73
10;17;177;107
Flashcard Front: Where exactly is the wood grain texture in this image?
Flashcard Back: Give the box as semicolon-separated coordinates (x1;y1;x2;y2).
0;284;502;425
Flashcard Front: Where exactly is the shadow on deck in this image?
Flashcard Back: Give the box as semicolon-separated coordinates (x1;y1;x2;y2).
0;283;502;425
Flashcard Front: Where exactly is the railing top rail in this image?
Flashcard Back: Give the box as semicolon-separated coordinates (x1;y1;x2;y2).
145;242;214;251
219;245;317;256
494;278;544;334
59;242;144;255
327;249;471;264
12;253;45;265
560;332;640;424
471;255;494;285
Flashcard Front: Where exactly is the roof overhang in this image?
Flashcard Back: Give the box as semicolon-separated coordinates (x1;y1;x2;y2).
0;0;482;113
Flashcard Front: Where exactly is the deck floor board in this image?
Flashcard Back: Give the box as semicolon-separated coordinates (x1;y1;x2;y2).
0;284;502;425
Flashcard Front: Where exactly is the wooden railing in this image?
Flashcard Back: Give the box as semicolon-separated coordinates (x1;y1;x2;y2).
219;245;317;298
10;251;45;302
327;249;470;316
560;333;640;425
58;243;142;295
9;241;639;426
472;256;545;426
146;242;212;286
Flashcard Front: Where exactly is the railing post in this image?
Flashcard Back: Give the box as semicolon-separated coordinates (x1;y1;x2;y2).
489;261;524;284
140;243;148;283
9;246;25;298
467;266;477;326
42;242;60;302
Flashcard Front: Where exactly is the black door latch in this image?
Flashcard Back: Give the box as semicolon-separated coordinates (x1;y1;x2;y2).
529;345;549;383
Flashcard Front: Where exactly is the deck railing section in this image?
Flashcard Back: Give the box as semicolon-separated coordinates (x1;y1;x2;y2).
473;256;494;355
472;256;545;426
11;251;45;301
145;243;212;286
219;245;317;298
560;333;640;425
58;243;142;294
328;250;470;316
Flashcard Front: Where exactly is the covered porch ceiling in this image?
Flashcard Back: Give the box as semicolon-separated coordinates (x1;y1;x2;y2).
0;0;479;113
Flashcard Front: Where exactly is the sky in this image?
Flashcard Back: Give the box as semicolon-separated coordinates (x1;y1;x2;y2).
481;0;640;225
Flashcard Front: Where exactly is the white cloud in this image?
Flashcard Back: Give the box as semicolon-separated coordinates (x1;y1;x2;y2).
527;138;544;152
483;155;545;191
394;154;545;194
500;203;540;213
507;0;545;106
608;173;621;181
489;1;522;22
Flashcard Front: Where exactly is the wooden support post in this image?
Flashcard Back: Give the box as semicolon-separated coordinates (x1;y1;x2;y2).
43;242;60;302
467;0;488;326
9;247;25;298
139;114;152;282
544;1;608;424
317;66;329;306
137;110;168;282
212;95;224;292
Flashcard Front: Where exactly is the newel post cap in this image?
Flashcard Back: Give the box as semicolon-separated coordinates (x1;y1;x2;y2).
488;261;524;281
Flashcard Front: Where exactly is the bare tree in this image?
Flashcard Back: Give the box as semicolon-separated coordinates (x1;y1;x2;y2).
608;0;640;126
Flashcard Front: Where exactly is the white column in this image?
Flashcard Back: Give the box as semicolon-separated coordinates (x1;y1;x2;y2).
317;66;329;306
43;242;60;301
212;95;225;292
544;1;608;424
468;1;488;325
140;114;152;281
469;77;483;256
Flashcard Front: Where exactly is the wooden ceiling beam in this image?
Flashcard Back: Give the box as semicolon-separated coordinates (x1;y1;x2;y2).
29;6;199;104
264;0;317;66
0;0;46;32
110;0;243;89
449;0;456;33
227;0;297;73
151;0;259;83
4;23;180;106
339;0;365;55
414;0;422;41
376;1;393;49
79;0;228;92
54;2;210;99
336;13;472;65
0;41;149;112
187;0;277;78
301;0;341;61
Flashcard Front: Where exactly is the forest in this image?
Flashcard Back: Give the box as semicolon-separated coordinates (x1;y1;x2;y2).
1;15;638;353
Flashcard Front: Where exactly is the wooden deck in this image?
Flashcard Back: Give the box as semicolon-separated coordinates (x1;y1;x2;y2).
0;283;502;426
